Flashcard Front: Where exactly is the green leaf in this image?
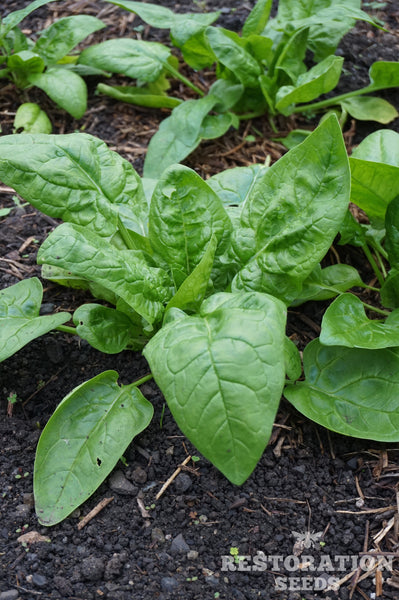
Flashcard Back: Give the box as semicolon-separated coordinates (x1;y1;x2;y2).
73;304;146;353
37;223;172;325
28;67;87;119
381;269;399;309
284;336;302;381
0;278;70;362
361;61;399;93
234;115;350;303
320;293;399;348
276;129;311;150
34;370;153;525
205;27;261;88
341;96;398;124
41;264;90;290
284;339;399;442
385;196;399;268
349;158;399;222
144;292;287;484
0;133;148;239
143;95;218;179
242;0;272;37
207;164;268;209
148;165;232;287
351;129;399;166
1;0;61;36
7;51;45;88
291;264;363;306
33;16;106;65
200;113;234;140
97;83;182;109
78;39;171;83
165;236;217;312
275;55;343;114
13;102;52;134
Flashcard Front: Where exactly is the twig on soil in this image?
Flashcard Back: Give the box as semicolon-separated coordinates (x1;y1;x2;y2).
136;497;151;519
156;455;191;500
336;506;397;515
77;496;114;530
373;516;395;545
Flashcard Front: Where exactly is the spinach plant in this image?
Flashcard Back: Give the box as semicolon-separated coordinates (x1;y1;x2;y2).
77;0;399;178
0;0;108;118
1;116;399;526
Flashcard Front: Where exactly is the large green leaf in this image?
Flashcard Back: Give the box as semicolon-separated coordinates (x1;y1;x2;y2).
144;292;287;484
352;129;399;166
33;16;105;65
37;223;172;325
320;293;399;348
29;67;87;119
341;97;398;124
349;159;399;222
149;165;232;287
78;39;171;83
275;55;343;114
233;115;350;303
34;371;153;525
0;133;148;239
205;27;261;88
0;278;69;362
386;196;399;269
284;339;399;441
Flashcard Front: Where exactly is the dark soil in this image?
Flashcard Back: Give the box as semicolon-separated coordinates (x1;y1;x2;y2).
1;2;399;599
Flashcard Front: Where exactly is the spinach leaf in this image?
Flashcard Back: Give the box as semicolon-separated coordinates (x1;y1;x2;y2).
242;0;273;37
291;264;363;306
29;67;87;119
0;278;70;362
34;371;153;525
144;292;287;484
13;102;52;134
285;339;399;442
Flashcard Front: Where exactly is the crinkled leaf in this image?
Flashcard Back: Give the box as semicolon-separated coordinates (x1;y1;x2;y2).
37;223;171;325
320;293;399;348
0;278;69;362
234;115;350;303
341;96;398;124
144;292;287;484
242;0;272;37
78;39;171;83
143;95;218;179
73;304;146;353
149;165;232;287
34;370;153;525
165;236;217;312
28;67;87;119
284;339;399;441
13;102;52;134
97;83;181;109
291;264;363;306
33;16;105;65
7;51;45;88
205;27;261;88
275;55;343;114
0;133;148;238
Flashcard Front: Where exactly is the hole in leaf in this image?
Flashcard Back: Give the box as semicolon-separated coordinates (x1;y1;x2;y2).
96;457;102;466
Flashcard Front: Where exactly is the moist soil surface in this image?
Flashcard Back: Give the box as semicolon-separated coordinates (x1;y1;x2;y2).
1;2;399;599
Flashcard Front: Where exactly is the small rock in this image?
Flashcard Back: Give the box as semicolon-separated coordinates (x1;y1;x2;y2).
53;575;73;596
187;550;198;560
205;575;219;586
23;493;34;506
170;533;190;555
293;464;306;475
80;556;105;581
108;470;138;496
14;504;31;519
0;591;19;600
40;302;55;315
160;577;179;592
31;573;47;588
105;553;126;579
151;527;165;544
131;466;147;484
174;473;192;493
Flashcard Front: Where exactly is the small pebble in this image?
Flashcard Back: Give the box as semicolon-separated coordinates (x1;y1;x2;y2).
31;573;47;588
80;556;105;581
160;577;179;592
131;466;147;484
170;533;190;554
187;550;198;560
0;591;19;600
174;472;192;493
108;470;138;496
151;527;165;543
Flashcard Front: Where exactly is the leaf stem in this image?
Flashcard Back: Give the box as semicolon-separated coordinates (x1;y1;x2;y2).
362;243;385;287
132;373;153;387
117;217;135;250
290;86;369;114
362;301;390;317
56;325;77;335
163;63;204;97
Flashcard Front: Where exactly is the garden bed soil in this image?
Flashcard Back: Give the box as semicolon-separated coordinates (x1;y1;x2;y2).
1;1;399;599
